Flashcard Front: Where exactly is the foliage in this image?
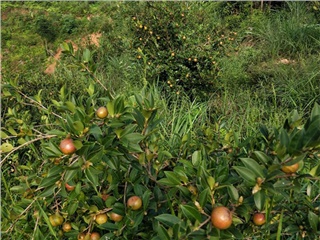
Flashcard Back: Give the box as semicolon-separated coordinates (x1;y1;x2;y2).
1;46;320;239
1;2;320;239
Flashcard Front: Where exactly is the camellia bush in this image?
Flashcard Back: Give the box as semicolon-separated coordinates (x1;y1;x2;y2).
1;45;320;240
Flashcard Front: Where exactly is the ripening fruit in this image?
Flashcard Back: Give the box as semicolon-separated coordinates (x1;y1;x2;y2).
211;206;232;230
49;213;64;227
78;233;90;240
65;183;75;192
90;232;101;240
62;222;72;232
60;138;76;155
127;196;142;210
110;212;123;222
281;162;299;173
95;213;108;225
96;106;108;119
253;212;266;226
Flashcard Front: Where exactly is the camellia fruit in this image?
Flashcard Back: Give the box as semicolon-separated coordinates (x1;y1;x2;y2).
211;206;232;230
78;233;90;240
110;212;123;222
127;196;142;210
96;106;108;119
65;183;75;192
95;213;107;225
59;138;76;155
253;212;266;226
90;232;101;240
62;222;72;232
281;162;299;174
49;213;64;227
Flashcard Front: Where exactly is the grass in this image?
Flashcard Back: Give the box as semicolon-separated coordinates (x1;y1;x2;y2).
2;1;319;145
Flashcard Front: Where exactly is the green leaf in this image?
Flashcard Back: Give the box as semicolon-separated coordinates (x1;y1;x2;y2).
38;184;57;198
7;127;17;136
1;131;8;138
142;190;152;211
88;125;103;139
68;201;79;215
240;158;266;178
192;150;201;166
308;211;318;232
65;101;76;113
10;185;25;192
254;151;272;165
232;166;256;185
97;222;118;230
310;102;320;120
157;224;171;240
72;121;84;133
155;214;181;228
276;210;284;240
227;185;239;202
39;175;61;188
107;101;115;117
61;42;70;52
303;117;320;148
164;171;182;186
46;129;66;136
288;129;304;155
121;133;144;143
82;48;91;63
47;165;63;177
279;129;289;148
73;140;83;150
199;188;210;207
309;163;320;177
87;83;95;96
36;201;58;239
254;190;266;211
180;204;202;223
84;167;99;186
0;142;13;153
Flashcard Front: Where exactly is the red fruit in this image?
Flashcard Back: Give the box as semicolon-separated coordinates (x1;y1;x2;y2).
90;232;101;240
253;212;266;226
127;196;142;210
65;183;75;192
59;138;76;155
211;206;232;230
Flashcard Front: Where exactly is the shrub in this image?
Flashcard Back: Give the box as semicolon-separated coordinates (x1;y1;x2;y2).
1;48;319;239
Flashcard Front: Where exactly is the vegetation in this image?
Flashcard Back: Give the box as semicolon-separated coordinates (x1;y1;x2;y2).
1;1;320;239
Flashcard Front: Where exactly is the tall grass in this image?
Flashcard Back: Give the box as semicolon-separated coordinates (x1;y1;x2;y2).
253;2;320;57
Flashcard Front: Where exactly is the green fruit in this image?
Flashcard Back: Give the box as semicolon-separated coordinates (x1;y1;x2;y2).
49;213;64;227
95;213;107;225
127;196;142;210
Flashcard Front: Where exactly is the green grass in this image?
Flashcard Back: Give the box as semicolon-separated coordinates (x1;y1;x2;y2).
2;0;319;143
